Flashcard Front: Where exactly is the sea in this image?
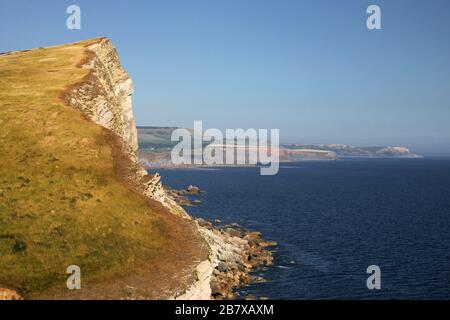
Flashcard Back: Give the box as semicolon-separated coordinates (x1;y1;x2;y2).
152;158;450;299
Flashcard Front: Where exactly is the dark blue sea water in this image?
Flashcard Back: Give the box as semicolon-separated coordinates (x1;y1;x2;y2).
153;159;450;299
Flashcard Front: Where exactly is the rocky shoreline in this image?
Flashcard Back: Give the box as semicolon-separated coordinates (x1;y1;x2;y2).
167;184;277;300
165;185;203;207
197;219;276;299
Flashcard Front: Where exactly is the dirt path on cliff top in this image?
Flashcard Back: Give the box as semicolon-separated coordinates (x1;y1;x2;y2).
0;38;208;299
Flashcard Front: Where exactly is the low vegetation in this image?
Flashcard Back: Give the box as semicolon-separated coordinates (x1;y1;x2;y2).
0;40;205;298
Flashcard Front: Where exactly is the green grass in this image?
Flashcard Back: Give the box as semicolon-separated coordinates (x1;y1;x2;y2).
0;40;197;297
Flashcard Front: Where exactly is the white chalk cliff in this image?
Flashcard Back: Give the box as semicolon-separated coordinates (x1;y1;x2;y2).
64;38;224;299
65;38;274;300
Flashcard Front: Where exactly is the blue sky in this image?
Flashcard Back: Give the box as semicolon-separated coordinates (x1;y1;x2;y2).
1;0;450;155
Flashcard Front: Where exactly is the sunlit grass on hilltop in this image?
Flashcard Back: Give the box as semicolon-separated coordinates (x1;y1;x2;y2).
0;39;205;298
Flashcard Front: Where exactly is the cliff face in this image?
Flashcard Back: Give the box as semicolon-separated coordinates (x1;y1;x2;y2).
62;38;213;299
375;146;421;158
62;38;273;300
65;38;137;157
64;38;189;219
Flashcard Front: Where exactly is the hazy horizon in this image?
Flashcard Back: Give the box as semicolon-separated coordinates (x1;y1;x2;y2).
135;125;444;156
2;0;450;156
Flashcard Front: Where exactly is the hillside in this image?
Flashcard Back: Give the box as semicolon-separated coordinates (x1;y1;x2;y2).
0;38;208;299
137;126;190;150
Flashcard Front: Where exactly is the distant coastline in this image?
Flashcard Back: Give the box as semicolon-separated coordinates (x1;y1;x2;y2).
137;126;423;169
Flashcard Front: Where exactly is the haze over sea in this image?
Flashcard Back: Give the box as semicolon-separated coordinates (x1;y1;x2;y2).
155;158;450;299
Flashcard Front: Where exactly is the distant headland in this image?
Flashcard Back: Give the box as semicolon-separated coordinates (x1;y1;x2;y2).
137;127;422;168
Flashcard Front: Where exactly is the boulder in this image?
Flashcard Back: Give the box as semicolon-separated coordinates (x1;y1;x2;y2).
186;185;201;194
0;288;22;300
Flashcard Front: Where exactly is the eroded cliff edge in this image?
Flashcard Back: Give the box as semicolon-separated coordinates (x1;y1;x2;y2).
64;37;275;299
63;39;190;219
57;38;206;298
0;38;272;299
1;37;211;300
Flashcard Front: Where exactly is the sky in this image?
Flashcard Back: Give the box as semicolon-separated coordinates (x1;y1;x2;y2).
1;0;450;155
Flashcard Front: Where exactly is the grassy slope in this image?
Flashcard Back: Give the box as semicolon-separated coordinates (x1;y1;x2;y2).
0;40;206;298
137;127;189;150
